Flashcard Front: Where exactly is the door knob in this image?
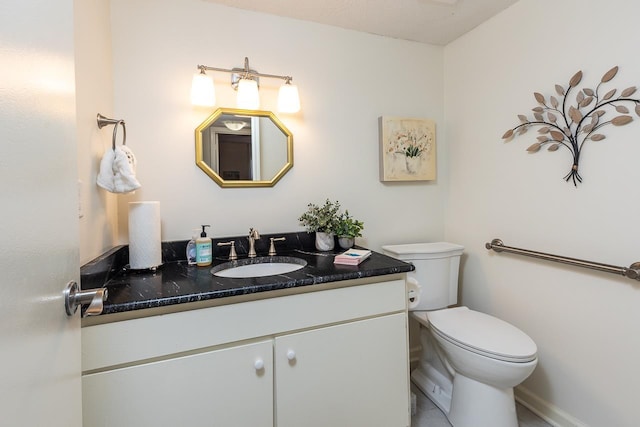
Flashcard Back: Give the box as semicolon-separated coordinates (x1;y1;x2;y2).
286;349;296;361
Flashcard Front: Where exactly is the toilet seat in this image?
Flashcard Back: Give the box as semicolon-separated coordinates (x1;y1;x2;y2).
427;307;537;363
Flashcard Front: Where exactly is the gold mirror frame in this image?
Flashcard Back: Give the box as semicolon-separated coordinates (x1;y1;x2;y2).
195;108;293;188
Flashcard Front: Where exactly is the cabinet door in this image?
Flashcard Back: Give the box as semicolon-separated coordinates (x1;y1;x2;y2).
83;340;273;427
275;313;410;427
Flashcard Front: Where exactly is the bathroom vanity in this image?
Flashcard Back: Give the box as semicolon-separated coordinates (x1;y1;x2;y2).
80;232;413;427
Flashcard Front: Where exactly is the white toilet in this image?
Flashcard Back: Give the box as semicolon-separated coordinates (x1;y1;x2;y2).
382;242;537;427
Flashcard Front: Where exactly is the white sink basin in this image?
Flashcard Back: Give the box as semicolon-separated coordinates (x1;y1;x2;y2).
211;256;307;278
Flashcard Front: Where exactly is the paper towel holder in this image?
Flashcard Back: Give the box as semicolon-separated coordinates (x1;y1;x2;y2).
97;113;127;150
125;264;159;272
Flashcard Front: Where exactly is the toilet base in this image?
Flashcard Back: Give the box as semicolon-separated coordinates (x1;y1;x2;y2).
411;366;452;416
412;366;519;427
448;374;518;427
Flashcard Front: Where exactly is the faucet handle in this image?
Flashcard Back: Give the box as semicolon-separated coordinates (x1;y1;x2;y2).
217;241;237;260
268;237;286;256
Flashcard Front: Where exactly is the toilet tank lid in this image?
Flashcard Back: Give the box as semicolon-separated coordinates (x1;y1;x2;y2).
381;242;464;260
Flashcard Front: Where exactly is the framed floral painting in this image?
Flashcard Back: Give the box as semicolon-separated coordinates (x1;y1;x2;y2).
379;116;436;182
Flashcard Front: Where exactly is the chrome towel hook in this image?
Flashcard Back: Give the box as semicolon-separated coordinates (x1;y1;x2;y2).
97;113;127;150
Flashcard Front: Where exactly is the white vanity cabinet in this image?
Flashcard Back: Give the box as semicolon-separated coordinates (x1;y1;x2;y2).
274;313;409;427
83;340;274;427
81;278;410;427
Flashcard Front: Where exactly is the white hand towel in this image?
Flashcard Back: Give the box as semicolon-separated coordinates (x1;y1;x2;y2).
96;149;116;192
96;146;141;193
113;146;141;193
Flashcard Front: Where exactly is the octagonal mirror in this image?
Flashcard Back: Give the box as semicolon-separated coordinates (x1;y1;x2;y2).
195;108;293;188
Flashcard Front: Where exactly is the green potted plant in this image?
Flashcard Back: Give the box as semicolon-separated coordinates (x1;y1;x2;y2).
335;211;364;249
298;199;341;251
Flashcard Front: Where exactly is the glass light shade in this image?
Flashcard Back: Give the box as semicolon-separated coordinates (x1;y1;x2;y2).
191;72;215;106
278;82;300;113
223;120;247;131
236;78;260;110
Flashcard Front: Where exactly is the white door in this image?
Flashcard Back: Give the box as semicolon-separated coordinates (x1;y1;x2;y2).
0;1;82;426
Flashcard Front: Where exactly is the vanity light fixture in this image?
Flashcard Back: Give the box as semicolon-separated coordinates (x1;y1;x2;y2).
191;57;300;113
191;70;216;107
236;77;260;110
278;77;301;114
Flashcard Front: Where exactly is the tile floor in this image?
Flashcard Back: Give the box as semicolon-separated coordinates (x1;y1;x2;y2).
410;384;552;427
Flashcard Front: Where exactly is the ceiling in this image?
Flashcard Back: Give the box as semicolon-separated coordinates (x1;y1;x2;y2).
203;0;520;45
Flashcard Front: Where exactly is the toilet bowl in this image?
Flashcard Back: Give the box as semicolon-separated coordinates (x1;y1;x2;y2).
381;243;538;427
413;308;537;427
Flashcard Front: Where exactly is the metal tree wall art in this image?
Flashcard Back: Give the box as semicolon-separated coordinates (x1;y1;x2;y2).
502;66;640;186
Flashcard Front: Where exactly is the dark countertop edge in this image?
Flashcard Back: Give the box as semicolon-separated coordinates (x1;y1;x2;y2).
81;272;409;327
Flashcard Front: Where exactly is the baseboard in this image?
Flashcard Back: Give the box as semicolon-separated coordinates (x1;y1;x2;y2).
515;385;588;427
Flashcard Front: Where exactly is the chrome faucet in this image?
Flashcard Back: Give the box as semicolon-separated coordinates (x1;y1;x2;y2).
248;228;260;257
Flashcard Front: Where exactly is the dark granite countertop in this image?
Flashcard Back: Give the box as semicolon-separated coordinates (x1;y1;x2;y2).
80;231;414;318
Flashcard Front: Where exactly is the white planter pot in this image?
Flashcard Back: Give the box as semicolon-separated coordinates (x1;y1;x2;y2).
315;232;335;251
338;237;354;250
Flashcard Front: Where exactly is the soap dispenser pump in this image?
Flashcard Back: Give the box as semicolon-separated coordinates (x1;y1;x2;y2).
196;225;212;267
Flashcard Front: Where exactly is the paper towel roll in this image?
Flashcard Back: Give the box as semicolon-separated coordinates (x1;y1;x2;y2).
128;201;162;269
406;277;421;310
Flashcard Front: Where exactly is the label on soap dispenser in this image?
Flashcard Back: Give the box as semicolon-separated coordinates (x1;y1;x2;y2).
196;241;212;265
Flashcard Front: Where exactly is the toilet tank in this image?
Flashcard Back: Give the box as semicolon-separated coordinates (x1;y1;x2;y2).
382;242;464;311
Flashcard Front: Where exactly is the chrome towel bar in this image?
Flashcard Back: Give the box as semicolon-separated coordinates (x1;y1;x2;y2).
485;238;640;281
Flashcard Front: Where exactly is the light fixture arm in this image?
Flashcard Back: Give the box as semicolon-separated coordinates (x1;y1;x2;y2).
197;56;294;87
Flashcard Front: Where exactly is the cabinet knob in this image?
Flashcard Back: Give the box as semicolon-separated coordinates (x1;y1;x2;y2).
254;359;264;370
286;350;296;361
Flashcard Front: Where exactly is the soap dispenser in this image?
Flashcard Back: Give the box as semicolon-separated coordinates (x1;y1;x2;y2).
196;225;212;267
186;229;199;265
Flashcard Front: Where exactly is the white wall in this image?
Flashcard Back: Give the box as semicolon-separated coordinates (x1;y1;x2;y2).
75;0;118;264
103;0;445;252
445;0;640;425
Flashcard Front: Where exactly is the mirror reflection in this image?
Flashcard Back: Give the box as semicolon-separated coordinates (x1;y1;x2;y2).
195;108;293;188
